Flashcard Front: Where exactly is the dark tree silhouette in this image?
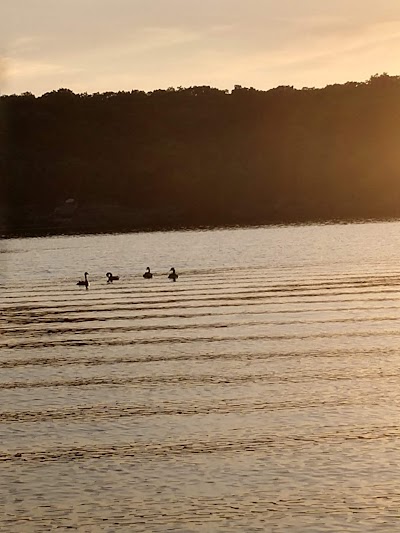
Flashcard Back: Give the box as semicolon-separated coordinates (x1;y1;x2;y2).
2;74;400;236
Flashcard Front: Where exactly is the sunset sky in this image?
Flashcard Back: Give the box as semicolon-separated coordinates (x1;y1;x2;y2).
2;0;400;95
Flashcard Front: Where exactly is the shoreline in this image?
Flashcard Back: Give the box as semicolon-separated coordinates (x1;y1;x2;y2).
2;214;399;239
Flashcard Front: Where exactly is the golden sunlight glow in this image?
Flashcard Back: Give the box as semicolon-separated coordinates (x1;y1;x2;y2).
2;0;400;94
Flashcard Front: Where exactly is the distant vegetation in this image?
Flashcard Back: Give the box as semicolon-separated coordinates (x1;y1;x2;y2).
2;73;400;236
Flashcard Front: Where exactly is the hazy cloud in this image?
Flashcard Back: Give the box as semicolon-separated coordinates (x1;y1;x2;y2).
2;0;400;94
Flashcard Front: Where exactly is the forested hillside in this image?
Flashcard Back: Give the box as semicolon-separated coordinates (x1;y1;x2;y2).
2;74;400;236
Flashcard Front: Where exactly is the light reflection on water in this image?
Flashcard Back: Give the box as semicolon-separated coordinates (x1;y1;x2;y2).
2;222;400;531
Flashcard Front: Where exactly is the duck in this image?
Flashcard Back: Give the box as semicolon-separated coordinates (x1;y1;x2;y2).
143;267;153;279
77;272;89;289
106;272;119;283
168;267;178;282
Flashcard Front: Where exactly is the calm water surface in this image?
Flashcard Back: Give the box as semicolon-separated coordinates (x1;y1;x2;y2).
2;222;400;531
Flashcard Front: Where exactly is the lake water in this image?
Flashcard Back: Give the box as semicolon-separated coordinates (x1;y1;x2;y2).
2;222;400;531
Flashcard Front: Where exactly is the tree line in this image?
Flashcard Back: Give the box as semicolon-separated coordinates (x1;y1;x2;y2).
2;74;400;236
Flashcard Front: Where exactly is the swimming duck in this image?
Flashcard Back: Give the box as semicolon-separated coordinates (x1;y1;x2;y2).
106;272;119;283
143;267;153;279
77;272;89;289
168;267;178;282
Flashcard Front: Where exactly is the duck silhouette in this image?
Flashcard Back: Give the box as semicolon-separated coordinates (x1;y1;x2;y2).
143;267;153;279
168;267;178;282
77;272;89;289
106;272;119;283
